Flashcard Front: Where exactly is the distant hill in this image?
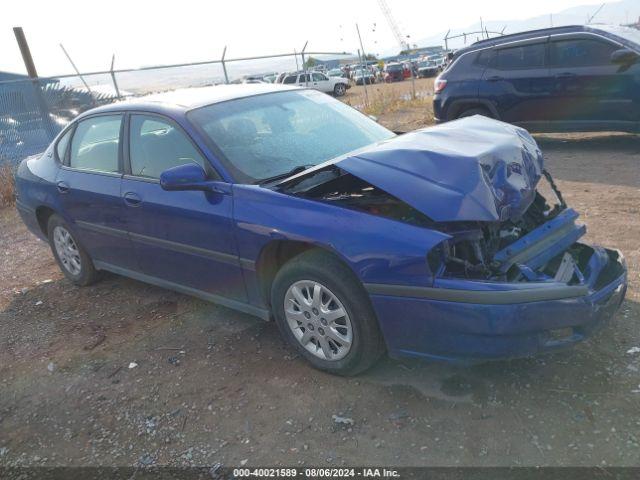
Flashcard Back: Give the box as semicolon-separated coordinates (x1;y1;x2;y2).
411;0;640;52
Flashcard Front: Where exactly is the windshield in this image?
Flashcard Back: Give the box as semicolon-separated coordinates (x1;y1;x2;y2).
188;90;395;183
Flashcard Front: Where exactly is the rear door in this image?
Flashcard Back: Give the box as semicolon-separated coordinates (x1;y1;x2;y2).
480;39;552;124
55;113;135;269
547;34;635;127
119;113;246;302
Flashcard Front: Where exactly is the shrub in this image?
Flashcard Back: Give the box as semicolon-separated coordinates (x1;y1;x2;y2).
0;163;16;207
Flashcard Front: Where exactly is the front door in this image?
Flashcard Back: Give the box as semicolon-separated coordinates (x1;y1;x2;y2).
547;35;637;127
312;73;333;93
120;113;247;301
55;113;135;269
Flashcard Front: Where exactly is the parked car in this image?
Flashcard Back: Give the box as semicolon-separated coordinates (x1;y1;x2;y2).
279;72;350;96
434;25;640;132
383;63;404;82
417;60;439;78
353;69;376;85
15;84;627;375
327;68;346;78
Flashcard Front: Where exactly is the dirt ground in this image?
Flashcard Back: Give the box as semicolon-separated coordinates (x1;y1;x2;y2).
0;89;639;468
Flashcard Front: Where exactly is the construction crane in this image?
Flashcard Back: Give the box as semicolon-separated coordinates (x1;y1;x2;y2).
377;0;410;52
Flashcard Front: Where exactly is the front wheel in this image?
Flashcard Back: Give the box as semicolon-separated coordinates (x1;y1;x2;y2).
333;83;346;96
48;214;99;286
271;250;384;375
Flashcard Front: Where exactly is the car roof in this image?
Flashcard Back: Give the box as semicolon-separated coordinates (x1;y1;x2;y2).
80;83;299;117
454;24;620;57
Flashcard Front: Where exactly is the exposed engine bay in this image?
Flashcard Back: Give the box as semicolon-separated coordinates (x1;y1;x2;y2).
278;165;597;284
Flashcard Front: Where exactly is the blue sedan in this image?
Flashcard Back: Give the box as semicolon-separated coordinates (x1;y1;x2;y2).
14;84;627;374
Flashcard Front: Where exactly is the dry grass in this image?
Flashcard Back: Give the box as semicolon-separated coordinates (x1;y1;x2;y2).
359;88;432;117
340;78;436;132
0;163;16;208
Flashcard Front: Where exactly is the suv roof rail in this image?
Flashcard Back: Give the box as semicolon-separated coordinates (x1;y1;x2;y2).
454;25;586;56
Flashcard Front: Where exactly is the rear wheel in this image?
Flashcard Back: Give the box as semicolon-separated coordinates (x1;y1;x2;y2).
48;214;99;286
457;107;492;119
271;250;384;375
333;83;346;96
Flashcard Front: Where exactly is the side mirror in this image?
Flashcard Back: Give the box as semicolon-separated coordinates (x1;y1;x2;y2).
160;163;225;193
611;48;639;65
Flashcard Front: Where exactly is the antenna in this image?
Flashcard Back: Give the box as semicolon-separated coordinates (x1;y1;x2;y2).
587;3;605;24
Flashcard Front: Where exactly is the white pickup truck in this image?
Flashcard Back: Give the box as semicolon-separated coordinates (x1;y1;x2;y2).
279;72;350;96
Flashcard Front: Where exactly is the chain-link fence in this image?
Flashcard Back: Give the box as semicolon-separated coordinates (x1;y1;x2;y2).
0;49;350;166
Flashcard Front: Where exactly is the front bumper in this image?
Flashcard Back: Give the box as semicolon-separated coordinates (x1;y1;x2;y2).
368;247;627;363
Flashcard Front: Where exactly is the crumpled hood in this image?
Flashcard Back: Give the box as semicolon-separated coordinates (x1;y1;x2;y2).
337;116;544;222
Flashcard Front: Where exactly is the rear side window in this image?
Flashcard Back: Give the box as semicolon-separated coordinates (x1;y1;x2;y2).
474;49;495;67
550;38;617;67
282;75;297;84
55;128;72;162
69;115;122;172
496;43;545;69
129;114;207;179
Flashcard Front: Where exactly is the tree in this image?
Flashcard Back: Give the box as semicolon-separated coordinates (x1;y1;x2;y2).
304;57;317;68
364;54;378;61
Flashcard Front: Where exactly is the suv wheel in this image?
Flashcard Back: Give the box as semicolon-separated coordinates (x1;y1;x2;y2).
333;83;346;96
48;214;99;286
271;250;384;375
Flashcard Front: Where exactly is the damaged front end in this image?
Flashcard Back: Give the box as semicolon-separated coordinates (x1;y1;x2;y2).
276;116;625;310
275;116;627;360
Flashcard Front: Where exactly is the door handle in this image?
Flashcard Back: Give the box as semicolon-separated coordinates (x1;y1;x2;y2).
555;72;576;78
487;75;503;82
123;192;142;207
56;181;70;194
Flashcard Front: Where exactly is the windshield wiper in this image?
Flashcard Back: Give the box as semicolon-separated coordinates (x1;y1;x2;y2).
257;165;315;185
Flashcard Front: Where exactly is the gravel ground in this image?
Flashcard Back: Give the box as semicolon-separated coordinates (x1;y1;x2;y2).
0;107;639;468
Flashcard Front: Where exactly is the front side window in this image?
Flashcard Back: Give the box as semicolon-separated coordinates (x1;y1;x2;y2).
550;38;617;67
282;75;297;84
313;73;327;81
188;90;395;183
496;43;545;69
69;115;122;172
129;115;207;179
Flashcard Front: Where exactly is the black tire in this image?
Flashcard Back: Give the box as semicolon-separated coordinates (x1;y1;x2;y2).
457;107;492;119
271;249;385;376
333;83;346;97
47;214;99;286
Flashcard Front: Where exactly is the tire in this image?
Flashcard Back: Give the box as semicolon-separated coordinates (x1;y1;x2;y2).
271;249;384;376
333;83;346;96
457;107;492;119
47;214;99;286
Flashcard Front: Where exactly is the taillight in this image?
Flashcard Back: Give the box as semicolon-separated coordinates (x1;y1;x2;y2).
434;77;447;94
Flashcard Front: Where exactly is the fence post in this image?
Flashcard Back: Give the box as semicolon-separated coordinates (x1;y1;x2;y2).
221;46;229;84
13;27;57;139
355;24;370;107
301;41;309;86
110;54;122;99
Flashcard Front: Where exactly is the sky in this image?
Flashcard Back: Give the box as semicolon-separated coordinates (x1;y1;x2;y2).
0;0;628;76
